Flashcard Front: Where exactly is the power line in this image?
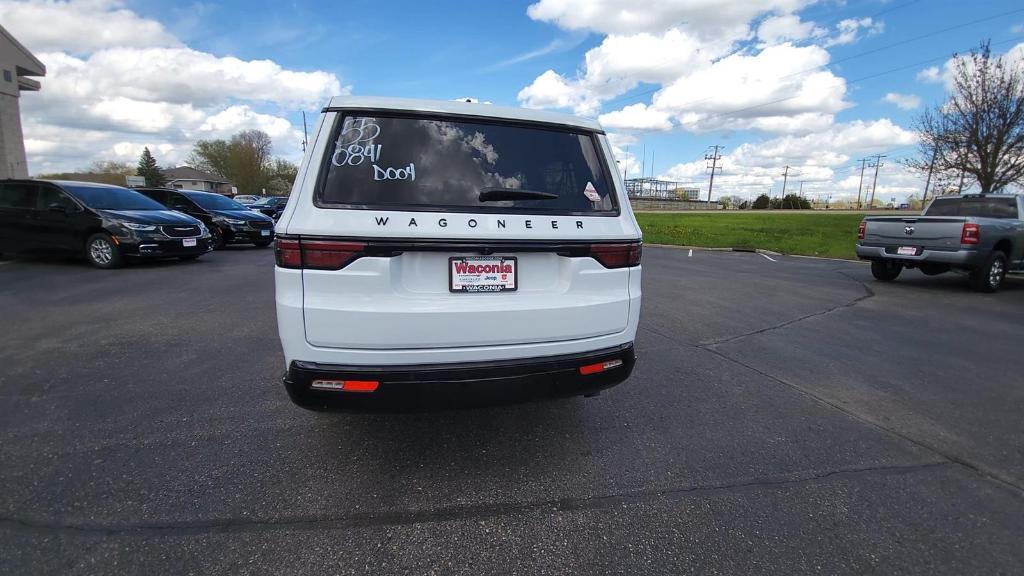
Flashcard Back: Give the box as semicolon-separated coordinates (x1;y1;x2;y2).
606;4;1023;114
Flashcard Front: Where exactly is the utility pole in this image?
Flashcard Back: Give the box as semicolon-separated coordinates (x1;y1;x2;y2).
922;146;937;206
622;146;629;181
640;144;646;188
301;111;309;153
855;158;868;210
780;166;791;207
705;145;723;203
867;154;886;209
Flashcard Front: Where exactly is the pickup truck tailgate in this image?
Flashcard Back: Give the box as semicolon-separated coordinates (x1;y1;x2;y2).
864;217;966;249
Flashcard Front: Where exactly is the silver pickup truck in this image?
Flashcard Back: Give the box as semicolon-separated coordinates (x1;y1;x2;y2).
856;194;1024;292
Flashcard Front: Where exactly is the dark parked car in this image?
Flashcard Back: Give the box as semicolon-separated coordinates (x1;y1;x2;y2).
249;196;288;220
0;180;212;268
137;188;275;249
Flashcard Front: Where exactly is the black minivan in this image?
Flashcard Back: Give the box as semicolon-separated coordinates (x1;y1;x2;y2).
0;180;212;268
136;188;275;249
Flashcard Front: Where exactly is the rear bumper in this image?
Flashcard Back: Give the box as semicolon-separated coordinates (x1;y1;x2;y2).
121;237;213;258
283;343;636;411
856;244;983;268
225;228;275;244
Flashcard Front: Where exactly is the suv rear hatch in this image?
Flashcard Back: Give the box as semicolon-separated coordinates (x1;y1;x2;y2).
284;112;639;350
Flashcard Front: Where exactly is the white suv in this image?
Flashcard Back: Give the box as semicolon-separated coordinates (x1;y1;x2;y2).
274;96;642;409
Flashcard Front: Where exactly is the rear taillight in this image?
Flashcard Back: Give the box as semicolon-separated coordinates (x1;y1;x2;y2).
589;242;642;269
275;238;302;268
275;238;366;270
857;221;866;240
301;240;365;270
960;223;980;245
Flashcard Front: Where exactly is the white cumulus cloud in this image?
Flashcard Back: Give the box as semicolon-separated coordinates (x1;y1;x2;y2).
883;92;921;110
5;0;347;174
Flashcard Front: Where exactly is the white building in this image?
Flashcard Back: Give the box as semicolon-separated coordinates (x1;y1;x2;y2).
0;25;45;179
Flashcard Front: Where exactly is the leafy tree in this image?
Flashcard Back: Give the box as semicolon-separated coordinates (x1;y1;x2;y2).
752;193;771;209
37;160;135;185
910;41;1024;193
186;140;232;177
779;193;811;209
265;158;299;196
187;129;283;195
136;147;166;187
89;160;134;176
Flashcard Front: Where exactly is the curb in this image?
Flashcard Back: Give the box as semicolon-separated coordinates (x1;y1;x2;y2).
646;244;863;263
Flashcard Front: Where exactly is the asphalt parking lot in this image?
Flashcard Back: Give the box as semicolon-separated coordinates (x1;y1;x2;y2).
1;246;1022;575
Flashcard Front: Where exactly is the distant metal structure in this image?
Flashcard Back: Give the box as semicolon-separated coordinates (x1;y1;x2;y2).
625;177;701;200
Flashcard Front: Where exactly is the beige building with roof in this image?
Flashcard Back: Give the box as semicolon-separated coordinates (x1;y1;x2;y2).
0;24;45;179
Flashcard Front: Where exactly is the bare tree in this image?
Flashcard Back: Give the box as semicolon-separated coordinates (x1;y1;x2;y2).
911;42;1024;193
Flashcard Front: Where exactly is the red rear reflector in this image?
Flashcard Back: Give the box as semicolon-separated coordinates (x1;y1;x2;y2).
311;379;379;392
589;242;642;268
857;221;866;240
960;223;980;245
579;359;624;375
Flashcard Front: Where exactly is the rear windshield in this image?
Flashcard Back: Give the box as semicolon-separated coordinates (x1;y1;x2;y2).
317;114;617;214
185;192;246;211
63;184;165;211
925;196;1019;218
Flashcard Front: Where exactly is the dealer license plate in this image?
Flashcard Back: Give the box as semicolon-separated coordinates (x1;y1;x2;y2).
897;246;917;256
261;230;271;236
449;256;517;293
182;238;197;247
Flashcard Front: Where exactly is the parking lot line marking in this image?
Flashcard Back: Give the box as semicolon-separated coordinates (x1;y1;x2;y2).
759;253;777;262
688;249;692;257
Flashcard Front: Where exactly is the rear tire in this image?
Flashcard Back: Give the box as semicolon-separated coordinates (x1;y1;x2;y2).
969;251;1006;293
871;259;902;282
85;233;122;269
210;228;226;250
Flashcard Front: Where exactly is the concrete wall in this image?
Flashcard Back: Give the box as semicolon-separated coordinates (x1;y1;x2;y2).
0;91;27;179
630;198;722;211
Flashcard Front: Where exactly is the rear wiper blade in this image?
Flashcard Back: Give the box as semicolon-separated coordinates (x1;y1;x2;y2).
478;188;558;202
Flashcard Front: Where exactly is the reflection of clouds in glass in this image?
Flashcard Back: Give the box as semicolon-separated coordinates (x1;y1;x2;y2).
322;115;614;213
414;120;520;201
579;134;602;182
466;132;498;164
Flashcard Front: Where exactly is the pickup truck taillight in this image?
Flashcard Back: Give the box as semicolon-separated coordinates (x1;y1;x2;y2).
960;223;981;245
857;221;866;240
275;238;366;270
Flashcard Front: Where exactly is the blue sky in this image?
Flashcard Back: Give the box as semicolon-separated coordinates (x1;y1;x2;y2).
4;0;1024;202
